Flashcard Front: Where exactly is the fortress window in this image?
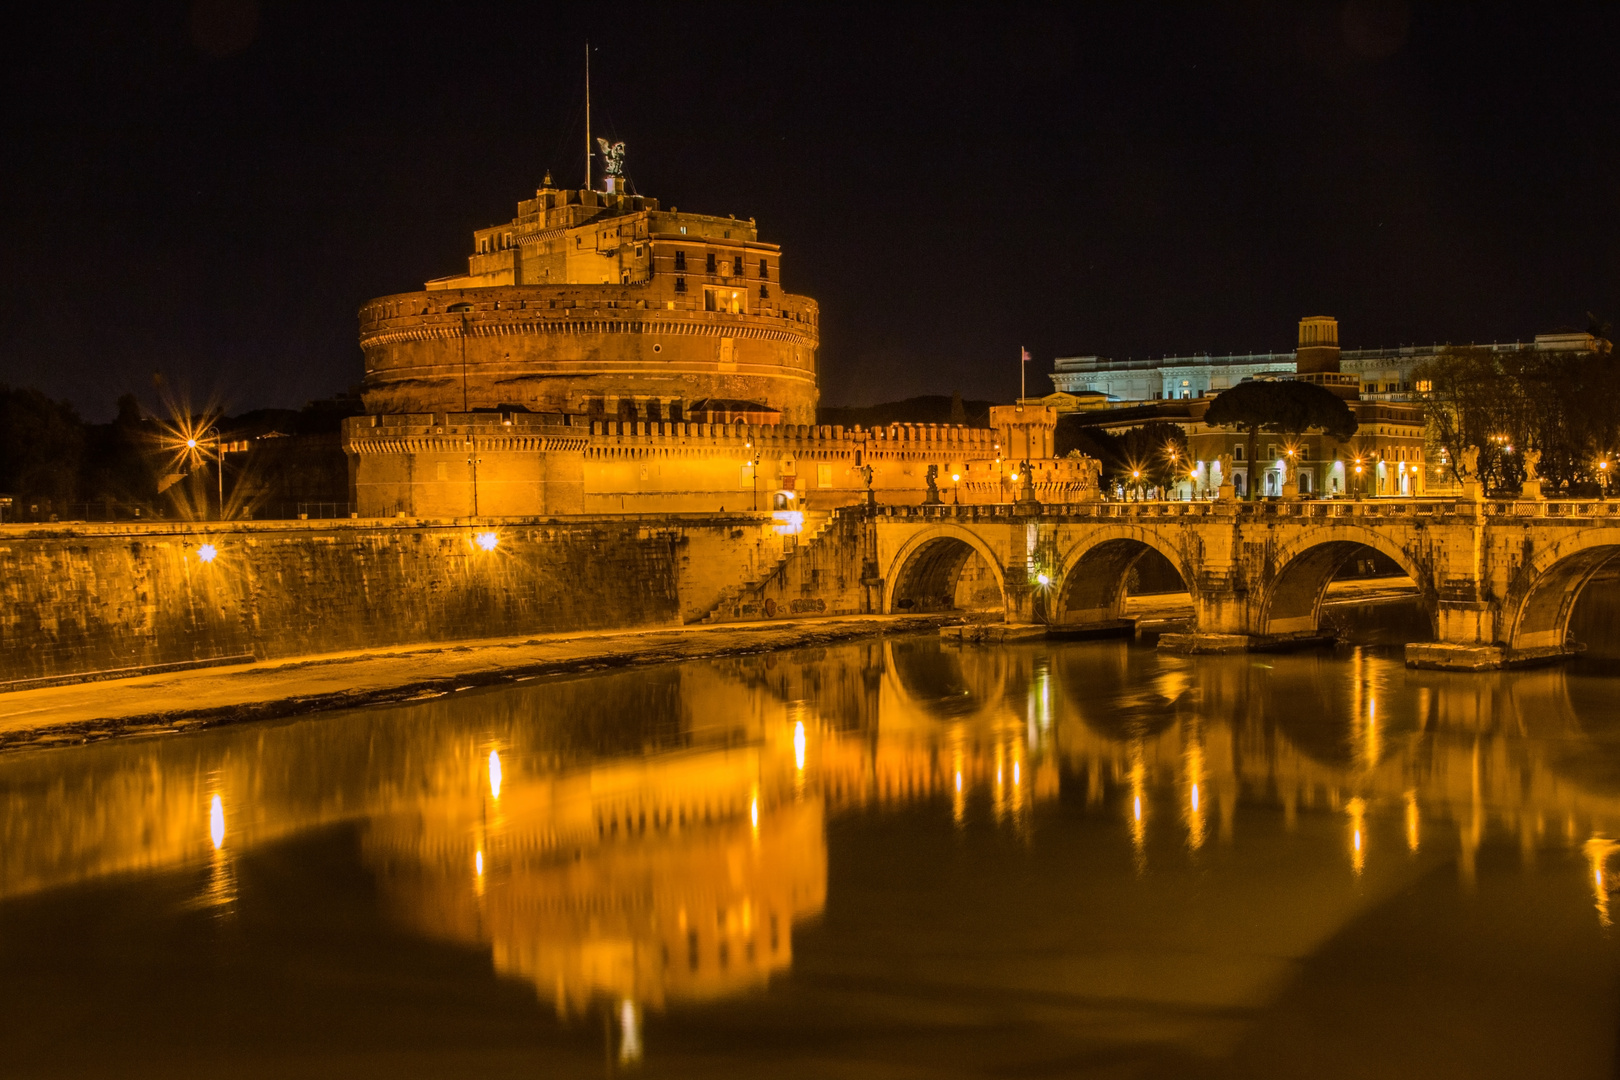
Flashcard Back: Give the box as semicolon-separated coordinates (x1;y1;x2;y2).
675;251;686;271
732;256;744;276
759;258;769;278
706;253;717;274
674;277;686;293
760;285;769;299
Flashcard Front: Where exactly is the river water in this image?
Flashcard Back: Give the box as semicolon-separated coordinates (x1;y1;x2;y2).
3;634;1620;1078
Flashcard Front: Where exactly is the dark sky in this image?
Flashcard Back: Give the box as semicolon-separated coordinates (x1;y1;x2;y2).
4;3;1619;419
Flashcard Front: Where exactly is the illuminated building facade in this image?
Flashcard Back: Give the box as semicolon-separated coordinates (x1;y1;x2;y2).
1073;317;1430;498
1051;329;1604;405
359;177;819;426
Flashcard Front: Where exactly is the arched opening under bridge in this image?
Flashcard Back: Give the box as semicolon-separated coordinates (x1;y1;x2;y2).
1052;537;1192;628
1262;535;1429;641
1513;542;1620;654
886;531;1006;616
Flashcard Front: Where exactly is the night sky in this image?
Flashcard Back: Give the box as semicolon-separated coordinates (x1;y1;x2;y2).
4;2;1618;419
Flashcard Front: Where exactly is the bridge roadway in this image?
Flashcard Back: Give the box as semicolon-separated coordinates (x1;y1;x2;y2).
867;495;1620;669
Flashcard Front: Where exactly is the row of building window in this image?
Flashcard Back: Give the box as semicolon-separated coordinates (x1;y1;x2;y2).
673;278;770;300
672;251;772;278
1223;444;1421;462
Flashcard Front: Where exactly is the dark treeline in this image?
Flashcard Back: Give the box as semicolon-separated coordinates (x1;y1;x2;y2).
1056;419;1188;491
1416;343;1617;494
0;386;357;519
0;388;157;512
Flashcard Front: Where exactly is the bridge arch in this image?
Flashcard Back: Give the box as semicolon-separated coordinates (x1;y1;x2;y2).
1505;529;1620;653
1051;526;1197;627
1259;526;1432;638
884;525;1007;616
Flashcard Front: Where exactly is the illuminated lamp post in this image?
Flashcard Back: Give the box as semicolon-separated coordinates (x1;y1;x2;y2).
185;434;228;521
951;472;961;505
1601;458;1611;499
1354;459;1364;498
745;440;759;512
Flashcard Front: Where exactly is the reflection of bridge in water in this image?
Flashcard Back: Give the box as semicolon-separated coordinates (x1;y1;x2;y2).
4;637;1620;1037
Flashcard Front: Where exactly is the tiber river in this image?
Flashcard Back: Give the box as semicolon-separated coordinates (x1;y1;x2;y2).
4;612;1620;1077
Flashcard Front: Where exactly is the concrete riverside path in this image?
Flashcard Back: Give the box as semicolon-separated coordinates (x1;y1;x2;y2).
0;615;955;752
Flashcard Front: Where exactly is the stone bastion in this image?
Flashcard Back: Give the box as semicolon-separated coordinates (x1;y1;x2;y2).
359;283;820;424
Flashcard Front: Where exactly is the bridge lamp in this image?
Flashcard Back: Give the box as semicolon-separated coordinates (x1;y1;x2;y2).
474;531;499;551
195;543;218;563
1036;572;1051;588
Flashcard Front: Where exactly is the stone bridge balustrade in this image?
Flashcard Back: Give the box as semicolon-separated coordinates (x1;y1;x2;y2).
858;497;1620;669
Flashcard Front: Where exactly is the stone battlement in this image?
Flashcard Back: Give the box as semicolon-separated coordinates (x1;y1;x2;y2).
360;284;819;348
342;411;1100;518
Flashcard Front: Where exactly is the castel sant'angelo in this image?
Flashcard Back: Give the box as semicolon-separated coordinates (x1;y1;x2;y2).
343;145;1098;516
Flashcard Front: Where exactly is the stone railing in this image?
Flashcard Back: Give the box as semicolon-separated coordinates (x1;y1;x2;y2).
873;496;1620;525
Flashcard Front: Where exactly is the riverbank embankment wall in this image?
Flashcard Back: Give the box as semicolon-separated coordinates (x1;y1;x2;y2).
0;514;810;684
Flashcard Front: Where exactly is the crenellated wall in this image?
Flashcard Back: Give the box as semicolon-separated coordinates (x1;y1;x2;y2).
344;413;1102;518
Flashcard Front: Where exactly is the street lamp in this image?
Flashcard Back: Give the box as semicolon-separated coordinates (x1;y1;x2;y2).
1601;458;1610;499
745;440;758;511
951;472;961;505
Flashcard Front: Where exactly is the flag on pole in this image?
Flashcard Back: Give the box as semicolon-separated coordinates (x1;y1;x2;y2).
1020;347;1030;402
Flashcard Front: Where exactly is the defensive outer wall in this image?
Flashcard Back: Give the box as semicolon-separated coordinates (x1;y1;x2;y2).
344;409;1097;518
6;493;1619;686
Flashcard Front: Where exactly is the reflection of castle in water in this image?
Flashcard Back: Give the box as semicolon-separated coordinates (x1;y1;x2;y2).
9;638;1620;1024
362;749;825;1014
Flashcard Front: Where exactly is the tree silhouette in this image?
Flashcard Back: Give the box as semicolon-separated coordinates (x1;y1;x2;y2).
1203;380;1358;498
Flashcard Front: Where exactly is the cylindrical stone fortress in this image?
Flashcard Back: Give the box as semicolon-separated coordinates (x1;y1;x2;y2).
359;181;819;424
